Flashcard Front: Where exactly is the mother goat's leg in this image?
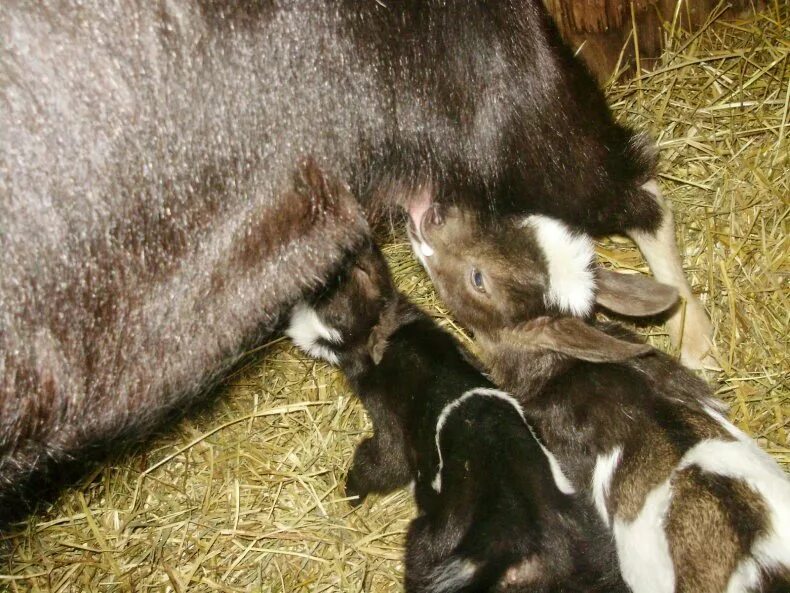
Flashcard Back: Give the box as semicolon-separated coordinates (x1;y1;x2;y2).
628;180;715;369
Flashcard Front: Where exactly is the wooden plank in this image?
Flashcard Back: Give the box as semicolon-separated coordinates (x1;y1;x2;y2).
543;0;765;81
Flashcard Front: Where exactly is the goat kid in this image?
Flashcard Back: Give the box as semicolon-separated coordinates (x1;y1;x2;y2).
410;204;790;593
287;240;626;593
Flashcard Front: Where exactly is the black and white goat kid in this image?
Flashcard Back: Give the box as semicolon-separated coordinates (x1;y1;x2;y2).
411;204;790;593
287;240;626;593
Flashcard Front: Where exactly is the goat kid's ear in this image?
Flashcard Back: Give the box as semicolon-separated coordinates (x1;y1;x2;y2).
366;325;388;365
510;317;652;363
351;263;380;301
595;269;678;317
366;301;401;365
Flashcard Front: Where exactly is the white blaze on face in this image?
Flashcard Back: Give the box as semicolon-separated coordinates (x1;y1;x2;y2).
286;302;343;365
520;215;596;317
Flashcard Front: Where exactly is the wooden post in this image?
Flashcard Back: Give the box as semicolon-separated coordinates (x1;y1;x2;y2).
543;0;764;82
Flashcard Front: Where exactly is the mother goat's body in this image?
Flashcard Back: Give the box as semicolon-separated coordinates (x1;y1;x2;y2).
0;0;692;519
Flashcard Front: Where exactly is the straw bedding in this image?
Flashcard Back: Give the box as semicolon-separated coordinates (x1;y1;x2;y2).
1;4;787;592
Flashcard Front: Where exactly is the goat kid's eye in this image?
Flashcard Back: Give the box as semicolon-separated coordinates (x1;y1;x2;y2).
470;268;486;293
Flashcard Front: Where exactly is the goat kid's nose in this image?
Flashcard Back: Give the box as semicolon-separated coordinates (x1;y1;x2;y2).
428;204;445;227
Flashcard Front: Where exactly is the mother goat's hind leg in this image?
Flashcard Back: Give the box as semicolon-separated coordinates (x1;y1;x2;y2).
628;180;716;370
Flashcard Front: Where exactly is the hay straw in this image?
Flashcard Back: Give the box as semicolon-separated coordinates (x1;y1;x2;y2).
1;4;787;591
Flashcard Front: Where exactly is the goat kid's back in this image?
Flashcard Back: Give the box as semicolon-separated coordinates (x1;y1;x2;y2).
514;351;790;593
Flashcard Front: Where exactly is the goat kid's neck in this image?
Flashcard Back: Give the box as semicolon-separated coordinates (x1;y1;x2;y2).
338;296;416;380
477;331;571;399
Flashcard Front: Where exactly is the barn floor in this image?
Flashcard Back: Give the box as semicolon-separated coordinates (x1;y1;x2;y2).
2;5;788;592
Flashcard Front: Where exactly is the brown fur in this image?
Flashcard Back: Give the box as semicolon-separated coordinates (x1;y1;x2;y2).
610;406;733;522
667;467;768;593
610;428;680;522
412;203;788;593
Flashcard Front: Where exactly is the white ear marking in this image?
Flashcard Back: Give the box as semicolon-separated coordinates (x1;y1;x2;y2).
520;215;596;317
286;302;342;364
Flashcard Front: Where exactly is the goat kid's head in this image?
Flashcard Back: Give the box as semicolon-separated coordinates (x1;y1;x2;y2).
287;239;405;367
408;199;678;360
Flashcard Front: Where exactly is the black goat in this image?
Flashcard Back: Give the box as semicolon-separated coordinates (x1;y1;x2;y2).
1;0;709;519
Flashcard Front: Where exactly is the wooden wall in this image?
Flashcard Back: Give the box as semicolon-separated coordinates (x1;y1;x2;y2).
543;0;764;81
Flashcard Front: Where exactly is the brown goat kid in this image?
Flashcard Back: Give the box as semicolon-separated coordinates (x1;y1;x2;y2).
410;204;790;593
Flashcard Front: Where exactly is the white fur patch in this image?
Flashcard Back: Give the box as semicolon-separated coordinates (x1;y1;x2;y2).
427;557;478;593
286;302;342;365
726;559;762;593
680;438;790;591
520;215;596;317
408;233;433;276
502;556;542;586
613;480;676;593
591;446;623;526
703;405;753;442
609;411;790;593
525;424;576;496
432;387;574;495
641;178;661;197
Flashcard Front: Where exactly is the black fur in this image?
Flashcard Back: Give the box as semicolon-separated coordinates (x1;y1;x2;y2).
2;0;660;519
291;242;626;593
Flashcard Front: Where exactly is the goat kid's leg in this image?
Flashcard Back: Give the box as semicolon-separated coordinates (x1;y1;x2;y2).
345;428;411;505
628;180;716;369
